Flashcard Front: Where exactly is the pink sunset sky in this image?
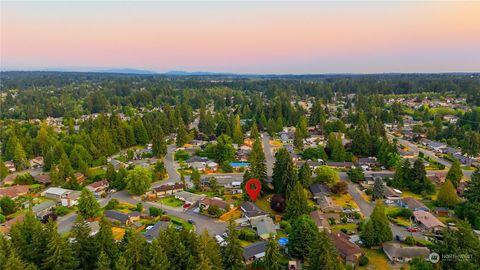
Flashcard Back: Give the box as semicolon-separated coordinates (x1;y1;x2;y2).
1;1;480;74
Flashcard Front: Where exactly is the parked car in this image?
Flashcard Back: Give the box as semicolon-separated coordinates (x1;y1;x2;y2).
407;227;418;232
188;219;196;225
215;235;225;244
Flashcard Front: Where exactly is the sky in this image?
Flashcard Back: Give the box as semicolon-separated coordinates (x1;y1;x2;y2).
1;1;480;74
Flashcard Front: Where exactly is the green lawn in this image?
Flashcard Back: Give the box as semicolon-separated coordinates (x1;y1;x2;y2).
169;216;193;231
330;223;357;233
159;196;184;207
359;248;394;270
255;195;276;215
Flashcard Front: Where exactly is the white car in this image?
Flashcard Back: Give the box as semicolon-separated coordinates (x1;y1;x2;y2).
215;235;225;244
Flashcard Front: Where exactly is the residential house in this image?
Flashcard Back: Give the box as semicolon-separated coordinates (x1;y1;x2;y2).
279;132;294;144
309;183;331;199
86;180;109;197
0;185;30;199
61;190;81;207
29;156;44;168
32;201;56;220
143;221;170;242
4;161;15;173
201;176;243;194
185;156;219;172
42;187;71;200
398;197;429;212
326;162;353;169
453;153;474;166
74;172;87;184
310;210;330;231
442;147;461;155
199;197;232;212
329;232;363;266
174;191;206;205
399;148;415;158
420;139;447;152
150;183;184;198
0;215;25;234
427;171;447;184
104;210;142;225
384;186;402;201
296;160;324;170
33;173;51;185
1;174;16;185
383;242;430;263
251;216;277;240
242;241;267;263
240;202;267;222
413;210;446;233
109;159;126;171
316;195;342;213
433;207;450;217
358;157;379;167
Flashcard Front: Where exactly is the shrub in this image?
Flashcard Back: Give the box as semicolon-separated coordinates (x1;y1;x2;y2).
331;182;348;194
54;206;70;216
207;205;223;217
404;236;416;246
365;189;372;195
239;229;258;241
280;220;292;234
136;202;144;212
174;150;190;161
149;206;163;217
0;214;5;223
358;255;369;266
105;198;119;210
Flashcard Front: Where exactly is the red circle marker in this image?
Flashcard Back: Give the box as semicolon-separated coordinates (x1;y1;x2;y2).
245;179;261;201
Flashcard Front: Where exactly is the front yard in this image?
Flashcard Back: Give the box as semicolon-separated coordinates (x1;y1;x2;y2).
331;193;359;209
158;196;184;207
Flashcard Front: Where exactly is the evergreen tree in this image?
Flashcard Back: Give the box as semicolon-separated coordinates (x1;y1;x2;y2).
133;118;149;145
464;170;480;203
436;180;459;208
0;157;9;180
361;201;392;247
232;115;244;145
191;169;201;190
9;211;48;265
176;119;188;147
214;135;236;165
13;142;28;170
293;128;304;150
149;238;170;270
197;230;223;270
78;188;100;218
96;218;119;264
284;182;310;221
123;233;148;269
43;231;79;270
297;162;312;188
71;218;97;269
307;230;343;270
297;116;309;139
125;166;152;195
288;215;318;260
409;159;435;194
265;237;283;270
152;127;167;158
5;252;36;270
372;177;384;201
272;148;297;194
392;159;410;188
248;138;267;185
114;256;130;270
96;251;111;270
222;222;244;270
250;122;259;139
105;163;117;184
446;160;463;188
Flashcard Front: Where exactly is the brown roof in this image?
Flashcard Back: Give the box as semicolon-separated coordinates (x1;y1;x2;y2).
34;174;51;184
383;242;430;260
0;185;30;198
153;183;184;193
88;180;109;189
310;210;330;229
413;210;446;229
200;197;230;210
0;214;25;234
329;232;362;262
74;172;87;183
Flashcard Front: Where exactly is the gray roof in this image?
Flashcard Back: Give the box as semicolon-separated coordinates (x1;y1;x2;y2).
241;202;267;218
32;201;56;213
383;242;430;259
185;156;209;163
309;183;331;196
255;217;277;238
104;210;129;223
144;221;170;241
242;241;267;260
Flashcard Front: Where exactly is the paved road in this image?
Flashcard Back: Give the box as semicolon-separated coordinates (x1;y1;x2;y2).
111;191;227;235
338;172;423;240
390;134;473;178
262;132;275;177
